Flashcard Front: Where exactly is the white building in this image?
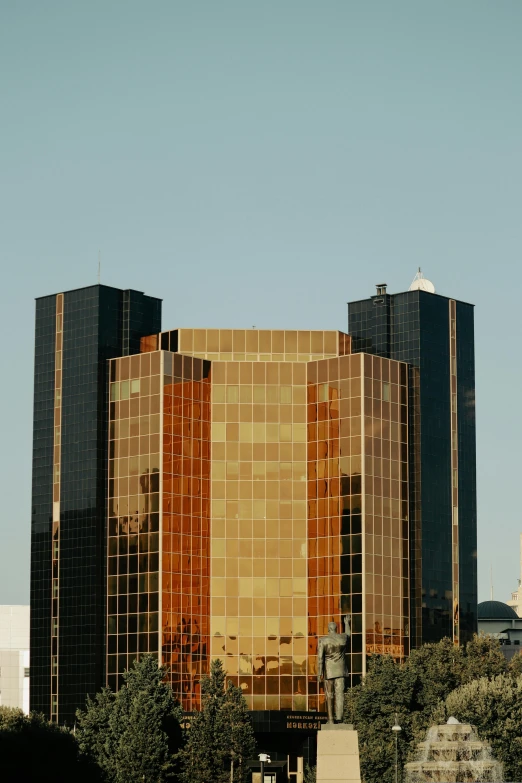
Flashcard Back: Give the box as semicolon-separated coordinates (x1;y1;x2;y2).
507;534;522;617
0;605;30;713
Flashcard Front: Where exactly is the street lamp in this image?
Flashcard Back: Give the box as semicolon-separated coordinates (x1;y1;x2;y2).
258;752;271;783
392;713;402;783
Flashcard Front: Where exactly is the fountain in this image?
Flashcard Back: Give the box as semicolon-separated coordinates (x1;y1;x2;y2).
404;717;503;783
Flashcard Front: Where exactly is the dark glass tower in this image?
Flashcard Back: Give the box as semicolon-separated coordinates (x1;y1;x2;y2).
348;283;477;646
30;284;161;723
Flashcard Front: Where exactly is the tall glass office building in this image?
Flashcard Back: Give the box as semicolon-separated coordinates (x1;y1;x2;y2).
30;285;161;725
348;282;477;646
31;280;476;773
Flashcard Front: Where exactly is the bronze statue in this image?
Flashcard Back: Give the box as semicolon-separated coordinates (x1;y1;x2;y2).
317;615;351;723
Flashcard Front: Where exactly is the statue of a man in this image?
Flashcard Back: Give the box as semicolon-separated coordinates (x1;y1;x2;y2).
317;615;351;723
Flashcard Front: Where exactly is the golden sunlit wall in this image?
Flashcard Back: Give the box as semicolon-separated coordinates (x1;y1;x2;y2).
210;359;309;711
307;353;409;702
108;351;211;711
162;353;211;711
107;352;163;691
360;354;409;668
110;329;409;713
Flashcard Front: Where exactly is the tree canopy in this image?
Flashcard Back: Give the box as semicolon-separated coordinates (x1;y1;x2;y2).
0;706;99;783
444;673;522;782
76;654;183;783
177;658;256;783
344;635;508;783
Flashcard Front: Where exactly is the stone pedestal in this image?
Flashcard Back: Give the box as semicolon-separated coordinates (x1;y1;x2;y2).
316;724;361;783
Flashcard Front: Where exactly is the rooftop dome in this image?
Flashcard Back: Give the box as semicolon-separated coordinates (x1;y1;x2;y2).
409;267;435;294
477;600;518;620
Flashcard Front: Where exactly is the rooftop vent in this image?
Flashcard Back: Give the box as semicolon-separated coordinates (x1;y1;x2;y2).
376;283;387;296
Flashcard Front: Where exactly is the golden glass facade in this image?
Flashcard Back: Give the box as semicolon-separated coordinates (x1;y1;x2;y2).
108;329;409;713
209;358;309;711
308;353;409;700
107;352;163;691
162;353;211;710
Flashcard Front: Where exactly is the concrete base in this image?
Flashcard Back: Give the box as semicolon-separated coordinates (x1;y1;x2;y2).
316;724;361;783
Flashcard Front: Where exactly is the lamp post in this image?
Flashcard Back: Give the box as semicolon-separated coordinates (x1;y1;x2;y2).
392;713;402;783
258;752;271;783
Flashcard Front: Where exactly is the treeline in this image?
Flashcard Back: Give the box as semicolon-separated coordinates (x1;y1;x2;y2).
344;635;522;783
0;657;255;783
2;637;521;783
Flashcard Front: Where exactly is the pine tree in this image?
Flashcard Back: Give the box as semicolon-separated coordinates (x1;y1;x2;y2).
111;655;183;783
76;688;117;779
76;654;182;783
304;763;317;783
178;658;256;783
222;678;256;783
509;650;522;676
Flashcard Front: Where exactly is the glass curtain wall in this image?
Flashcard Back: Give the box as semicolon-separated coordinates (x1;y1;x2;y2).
307;353;409;700
108;329;409;713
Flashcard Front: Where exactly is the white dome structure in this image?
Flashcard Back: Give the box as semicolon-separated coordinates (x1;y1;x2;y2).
409;268;435;294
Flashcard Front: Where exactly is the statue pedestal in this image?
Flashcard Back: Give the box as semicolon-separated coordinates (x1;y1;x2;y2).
316;724;361;783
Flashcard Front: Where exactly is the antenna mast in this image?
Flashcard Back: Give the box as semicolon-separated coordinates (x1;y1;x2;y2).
97;251;101;284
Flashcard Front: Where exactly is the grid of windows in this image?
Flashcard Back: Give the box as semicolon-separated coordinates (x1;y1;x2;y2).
210;360;309;711
349;289;477;646
108;350;211;707
31;285;161;723
30;294;56;717
307;353;409;694
106;327;413;714
142;328;351;364
107;352;162;690
162;352;211;711
117;327;413;717
361;354;409;666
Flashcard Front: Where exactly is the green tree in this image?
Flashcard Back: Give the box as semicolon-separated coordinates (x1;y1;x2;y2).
76;654;182;783
406;637;465;736
461;633;507;682
344;654;415;783
343;635;508;783
222;678;257;783
178;659;256;783
0;706;99;783
75;687;117;778
508;650;522;677
444;673;522;782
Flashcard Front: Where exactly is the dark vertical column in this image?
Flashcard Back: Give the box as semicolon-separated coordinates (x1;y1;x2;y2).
58;286;119;723
347;293;391;357
31;284;162;724
418;294;452;642
126;289;162;356
58;286;162;722
30;295;56;717
456;303;477;642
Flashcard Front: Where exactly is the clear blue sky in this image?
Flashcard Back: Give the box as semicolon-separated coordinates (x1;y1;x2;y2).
1;1;521;607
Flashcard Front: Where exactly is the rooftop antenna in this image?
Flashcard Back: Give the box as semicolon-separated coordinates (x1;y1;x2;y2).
97;250;101;284
409;267;435;294
490;563;494;601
